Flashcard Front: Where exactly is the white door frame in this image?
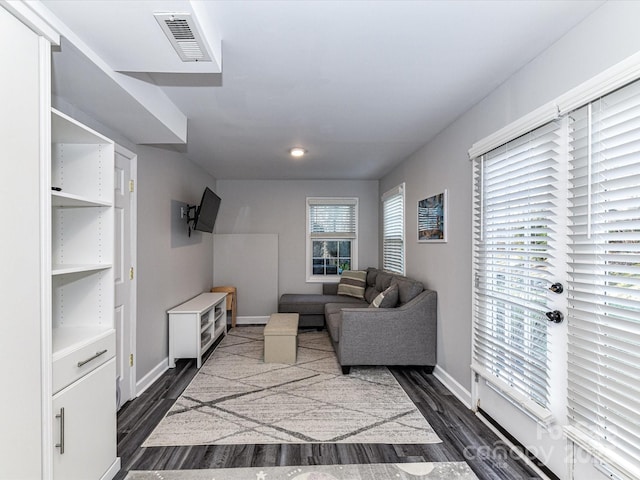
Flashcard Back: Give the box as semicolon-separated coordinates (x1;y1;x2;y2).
115;144;137;402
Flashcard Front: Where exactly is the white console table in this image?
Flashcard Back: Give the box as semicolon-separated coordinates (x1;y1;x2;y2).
168;292;227;368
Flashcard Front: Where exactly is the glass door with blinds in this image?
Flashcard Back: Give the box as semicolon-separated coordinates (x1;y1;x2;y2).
472;77;640;480
472;120;569;477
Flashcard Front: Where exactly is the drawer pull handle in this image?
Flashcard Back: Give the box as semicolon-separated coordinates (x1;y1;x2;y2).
77;349;108;367
55;407;65;454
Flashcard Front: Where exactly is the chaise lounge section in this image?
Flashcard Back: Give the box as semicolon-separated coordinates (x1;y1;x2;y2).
278;287;364;329
278;267;437;373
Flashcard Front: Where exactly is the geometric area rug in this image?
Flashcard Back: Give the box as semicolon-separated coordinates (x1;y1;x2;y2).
143;327;441;446
124;462;479;479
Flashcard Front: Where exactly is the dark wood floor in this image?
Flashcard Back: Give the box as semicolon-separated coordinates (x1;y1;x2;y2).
114;340;540;480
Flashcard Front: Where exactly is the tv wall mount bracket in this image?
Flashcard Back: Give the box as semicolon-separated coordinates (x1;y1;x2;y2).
182;204;198;237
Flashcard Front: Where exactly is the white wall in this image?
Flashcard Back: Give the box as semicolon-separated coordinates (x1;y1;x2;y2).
136;145;216;377
380;0;640;395
215;180;379;306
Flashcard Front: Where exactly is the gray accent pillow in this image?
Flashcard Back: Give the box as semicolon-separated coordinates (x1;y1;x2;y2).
337;270;367;299
370;283;399;308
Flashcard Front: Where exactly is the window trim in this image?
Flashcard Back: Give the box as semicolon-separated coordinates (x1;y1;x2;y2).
306;197;358;283
468;49;640;159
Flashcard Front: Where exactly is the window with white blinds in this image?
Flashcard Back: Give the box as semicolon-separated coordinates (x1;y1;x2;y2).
565;80;640;476
307;197;358;279
472;121;561;414
382;184;405;275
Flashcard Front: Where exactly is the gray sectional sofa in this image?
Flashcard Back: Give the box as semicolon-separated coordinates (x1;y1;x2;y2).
278;267;437;373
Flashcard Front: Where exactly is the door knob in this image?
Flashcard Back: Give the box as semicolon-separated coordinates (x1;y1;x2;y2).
546;310;564;324
549;282;564;294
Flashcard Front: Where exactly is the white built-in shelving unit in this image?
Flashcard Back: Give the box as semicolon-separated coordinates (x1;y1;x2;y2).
50;108;119;480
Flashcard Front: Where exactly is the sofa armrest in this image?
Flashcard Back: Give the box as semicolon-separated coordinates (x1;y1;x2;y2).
323;283;339;295
337;290;437;366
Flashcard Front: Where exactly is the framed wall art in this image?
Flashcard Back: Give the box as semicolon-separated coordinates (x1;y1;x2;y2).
417;189;447;243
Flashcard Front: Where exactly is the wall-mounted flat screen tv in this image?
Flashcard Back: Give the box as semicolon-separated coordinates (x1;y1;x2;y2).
193;187;221;233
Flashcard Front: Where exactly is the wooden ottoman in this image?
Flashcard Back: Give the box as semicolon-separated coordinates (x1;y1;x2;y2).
264;313;299;364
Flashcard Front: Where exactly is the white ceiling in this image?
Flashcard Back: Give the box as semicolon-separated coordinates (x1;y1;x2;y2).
41;0;604;180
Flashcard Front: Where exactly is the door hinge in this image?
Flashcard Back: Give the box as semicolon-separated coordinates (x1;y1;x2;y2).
129;353;134;367
129;179;134;193
129;267;134;280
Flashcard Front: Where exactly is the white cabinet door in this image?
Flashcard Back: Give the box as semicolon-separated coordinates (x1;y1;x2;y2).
52;359;117;480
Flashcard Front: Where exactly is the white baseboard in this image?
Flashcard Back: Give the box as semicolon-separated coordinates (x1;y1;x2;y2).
235;315;269;325
135;358;169;397
433;364;472;409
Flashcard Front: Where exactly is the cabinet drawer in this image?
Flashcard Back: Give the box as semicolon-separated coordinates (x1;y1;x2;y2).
53;332;115;394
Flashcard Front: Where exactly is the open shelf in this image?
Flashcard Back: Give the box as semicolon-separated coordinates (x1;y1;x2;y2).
51;109;114;204
52;206;113;267
52;264;113;341
52;108;112;145
52;191;112;208
52;264;112;276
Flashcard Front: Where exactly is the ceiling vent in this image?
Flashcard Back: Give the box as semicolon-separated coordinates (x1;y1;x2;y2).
154;13;211;62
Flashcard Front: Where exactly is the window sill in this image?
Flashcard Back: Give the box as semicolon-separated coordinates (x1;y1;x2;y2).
306;276;340;284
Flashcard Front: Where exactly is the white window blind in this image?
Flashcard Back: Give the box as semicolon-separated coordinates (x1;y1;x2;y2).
566;80;640;477
308;198;357;239
383;184;404;274
472;121;561;415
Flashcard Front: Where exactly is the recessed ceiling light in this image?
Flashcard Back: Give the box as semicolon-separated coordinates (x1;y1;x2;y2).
290;147;306;158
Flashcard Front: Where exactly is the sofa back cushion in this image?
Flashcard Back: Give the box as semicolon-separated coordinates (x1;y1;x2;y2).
375;272;393;292
393;276;424;305
364;286;379;304
366;267;378;287
337;270;367;299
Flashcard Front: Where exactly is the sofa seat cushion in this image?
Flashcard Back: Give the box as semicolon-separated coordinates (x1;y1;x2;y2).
324;300;367;343
279;294;365;316
325;301;366;314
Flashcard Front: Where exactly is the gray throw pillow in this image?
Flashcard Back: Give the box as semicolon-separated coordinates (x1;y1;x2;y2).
369;283;399;308
337;270;367;299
